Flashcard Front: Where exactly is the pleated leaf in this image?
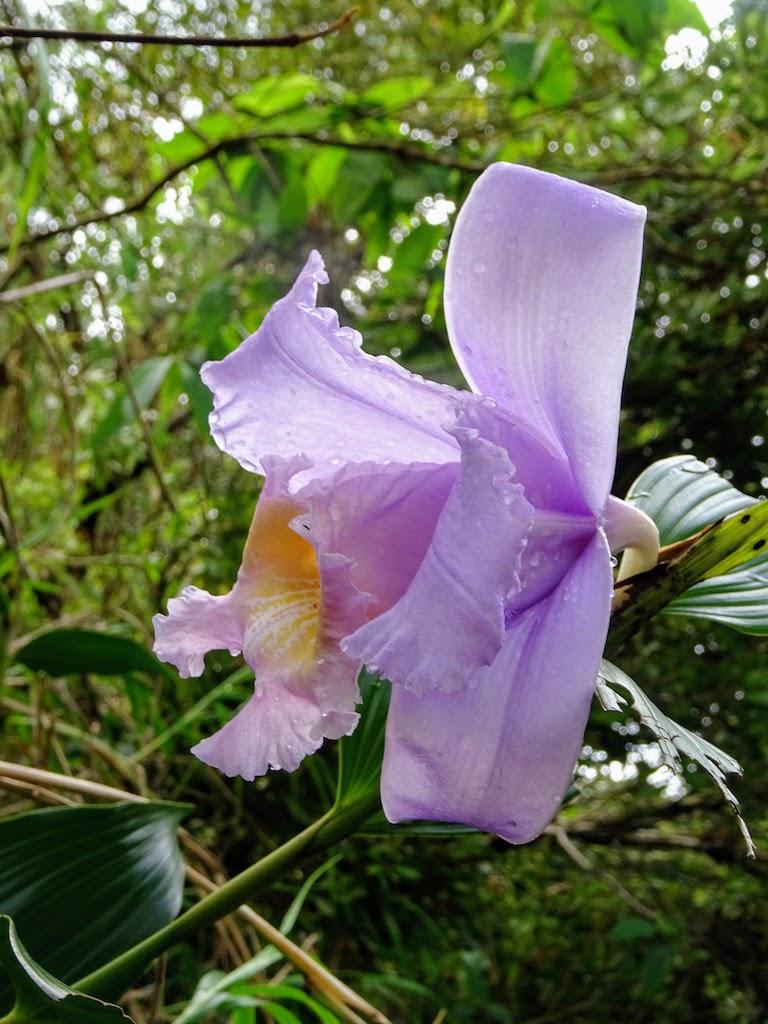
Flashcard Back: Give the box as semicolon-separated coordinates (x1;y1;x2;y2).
624;454;756;545
0;915;131;1022
625;454;768;634
0;802;188;1005
335;671;389;806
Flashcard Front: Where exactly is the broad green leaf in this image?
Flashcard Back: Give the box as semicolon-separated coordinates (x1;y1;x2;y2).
623;455;768;634
389;222;445;282
597;660;753;854
189;274;236;351
330;152;388;227
0;916;130;1022
234;74;320;118
277;173;309;231
624;455;756;546
499;34;546;90
14;628;172;680
662;0;710;35
591;0;708;57
359;76;433;110
609;916;657;942
305;148;347;206
534;37;575;106
254;104;342;136
666;557;768;634
0;803;188;1002
179;361;214;434
91;356;175;449
335;672;389;806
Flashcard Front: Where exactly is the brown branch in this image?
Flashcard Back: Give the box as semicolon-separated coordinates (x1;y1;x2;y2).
0;7;358;48
547;825;657;919
0;269;94;303
0;132;483;256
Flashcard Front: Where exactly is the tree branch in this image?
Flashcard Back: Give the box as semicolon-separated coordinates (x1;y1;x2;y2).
0;7;358;48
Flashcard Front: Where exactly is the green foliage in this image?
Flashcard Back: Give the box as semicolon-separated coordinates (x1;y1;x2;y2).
2;0;768;1020
0;916;130;1024
13;628;173;679
624;456;768;633
0;802;188;1007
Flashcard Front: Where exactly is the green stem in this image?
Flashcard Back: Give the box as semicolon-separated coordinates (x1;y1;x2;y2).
73;790;380;1001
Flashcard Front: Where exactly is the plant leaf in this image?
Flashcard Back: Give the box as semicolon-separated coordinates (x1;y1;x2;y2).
624;455;756;546
335;672;389;806
0;916;131;1022
13;628;173;680
622;455;768;635
596;660;754;855
91;356;175;450
665;557;768;634
0;802;188;1003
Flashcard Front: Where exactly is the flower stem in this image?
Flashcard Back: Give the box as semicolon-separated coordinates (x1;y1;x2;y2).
73;790;380;1001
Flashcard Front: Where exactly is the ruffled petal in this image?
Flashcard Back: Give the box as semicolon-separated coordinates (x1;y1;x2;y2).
192;684;359;779
202;251;460;481
299;459;456;616
154;457;370;777
380;530;613;843
152;587;242;678
342;430;535;695
445;163;645;513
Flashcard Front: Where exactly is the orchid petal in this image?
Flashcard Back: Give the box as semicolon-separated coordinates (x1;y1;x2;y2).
154;459;369;776
152;587;242;678
380;531;613;843
343;430;535;695
299;460;456;616
192;685;359;779
445;163;645;512
202;251;460;482
603;495;660;581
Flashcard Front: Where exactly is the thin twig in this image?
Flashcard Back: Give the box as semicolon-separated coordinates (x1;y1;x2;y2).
547;825;657;920
0;270;94;302
90;275;177;514
0;132;482;256
0;8;358;48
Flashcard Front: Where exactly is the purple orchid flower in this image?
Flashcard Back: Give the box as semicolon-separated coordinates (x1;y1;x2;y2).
155;163;658;843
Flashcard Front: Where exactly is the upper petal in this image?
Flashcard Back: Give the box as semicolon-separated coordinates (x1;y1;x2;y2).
203;251;460;481
380;530;613;843
445;163;646;513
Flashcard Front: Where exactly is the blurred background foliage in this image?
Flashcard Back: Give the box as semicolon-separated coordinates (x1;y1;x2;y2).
1;0;768;1019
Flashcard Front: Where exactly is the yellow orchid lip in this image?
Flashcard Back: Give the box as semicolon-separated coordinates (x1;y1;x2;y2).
240;497;322;676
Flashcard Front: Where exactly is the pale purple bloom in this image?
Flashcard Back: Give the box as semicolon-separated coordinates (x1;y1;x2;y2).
153;459;369;777
155;163;658;842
